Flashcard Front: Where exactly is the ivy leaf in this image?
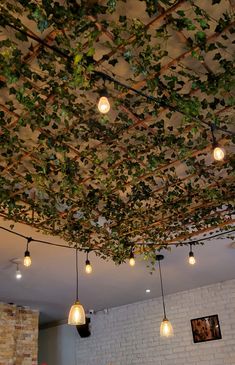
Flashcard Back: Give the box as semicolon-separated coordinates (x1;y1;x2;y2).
107;0;117;13
74;53;83;65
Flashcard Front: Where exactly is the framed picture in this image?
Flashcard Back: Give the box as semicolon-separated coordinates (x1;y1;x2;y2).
191;314;222;343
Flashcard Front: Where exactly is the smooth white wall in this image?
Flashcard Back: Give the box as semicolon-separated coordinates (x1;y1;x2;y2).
38;324;77;365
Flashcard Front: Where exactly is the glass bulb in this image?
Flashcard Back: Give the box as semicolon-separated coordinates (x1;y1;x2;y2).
189;254;196;265
85;260;92;274
24;251;32;267
129;257;135;267
160;318;174;338
213;146;225;161
98;96;110;114
68;301;86;325
16;269;22;280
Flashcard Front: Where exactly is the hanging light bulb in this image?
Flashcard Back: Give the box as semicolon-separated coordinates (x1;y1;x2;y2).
129;249;135;267
211;123;225;161
15;264;22;280
213;146;225;161
98;89;110;114
85;251;92;274
24;238;32;267
188;244;196;265
68;248;86;325
160;317;174;338
24;251;31;267
156;255;174;338
68;301;86;325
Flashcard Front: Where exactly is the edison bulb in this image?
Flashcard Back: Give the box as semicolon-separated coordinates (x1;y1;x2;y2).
68;301;86;325
98;96;110;114
85;260;92;274
213;146;225;161
129;257;135;267
24;251;32;267
189;255;196;265
16;269;22;280
160;318;174;338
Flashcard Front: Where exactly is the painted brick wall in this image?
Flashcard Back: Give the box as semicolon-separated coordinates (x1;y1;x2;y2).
76;279;235;365
0;303;39;365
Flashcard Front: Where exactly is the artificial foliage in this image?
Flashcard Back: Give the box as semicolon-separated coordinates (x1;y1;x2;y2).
0;0;234;263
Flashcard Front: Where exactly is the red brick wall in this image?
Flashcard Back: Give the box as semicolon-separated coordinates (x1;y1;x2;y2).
0;303;39;365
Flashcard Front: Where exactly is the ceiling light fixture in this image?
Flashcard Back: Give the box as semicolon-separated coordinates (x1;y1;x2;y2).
211;124;225;161
15;264;22;280
188;244;196;265
156;255;174;338
129;247;136;267
68;248;86;325
97;89;110;114
146;289;151;293
24;238;32;267
85;250;92;274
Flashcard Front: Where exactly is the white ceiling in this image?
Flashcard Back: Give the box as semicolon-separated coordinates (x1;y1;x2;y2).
0;217;234;324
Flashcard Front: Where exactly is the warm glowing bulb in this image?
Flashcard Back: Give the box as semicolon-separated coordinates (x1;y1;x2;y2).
213;146;225;161
129;257;135;267
16;269;22;280
160;318;174;337
24;251;32;267
68;301;86;325
189;254;196;265
85;260;92;274
98;96;110;114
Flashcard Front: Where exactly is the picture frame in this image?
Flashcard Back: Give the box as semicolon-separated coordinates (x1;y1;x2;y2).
191;314;222;343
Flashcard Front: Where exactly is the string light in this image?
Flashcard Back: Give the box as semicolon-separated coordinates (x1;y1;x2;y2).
188;244;196;265
213;146;225;161
211;124;225;161
129;248;135;267
68;248;86;325
97;90;110;114
85;250;93;274
24;238;32;267
15;264;22;280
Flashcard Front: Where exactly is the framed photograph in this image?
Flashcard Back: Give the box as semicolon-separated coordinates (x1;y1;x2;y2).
191;314;222;343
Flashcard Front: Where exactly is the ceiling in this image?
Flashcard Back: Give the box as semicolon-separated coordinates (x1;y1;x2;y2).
0;0;234;263
0;217;234;324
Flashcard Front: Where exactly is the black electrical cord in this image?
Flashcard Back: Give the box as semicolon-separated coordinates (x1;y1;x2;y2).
158;259;167;319
0;225;234;251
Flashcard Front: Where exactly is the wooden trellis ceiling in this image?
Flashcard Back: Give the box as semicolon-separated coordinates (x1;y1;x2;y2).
0;0;234;262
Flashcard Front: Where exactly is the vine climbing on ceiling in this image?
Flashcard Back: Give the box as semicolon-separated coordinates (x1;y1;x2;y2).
0;0;234;263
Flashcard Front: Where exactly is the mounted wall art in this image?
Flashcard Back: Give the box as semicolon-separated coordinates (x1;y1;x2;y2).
191;314;222;343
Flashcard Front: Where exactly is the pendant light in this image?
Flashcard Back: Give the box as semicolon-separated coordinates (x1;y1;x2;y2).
98;89;110;114
85;250;93;274
24;238;32;267
188;244;196;265
129;247;135;267
211;124;225;161
156;255;174;338
68;248;86;325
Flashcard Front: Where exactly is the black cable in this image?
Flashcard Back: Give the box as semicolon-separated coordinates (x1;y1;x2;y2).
0;226;74;249
76;247;78;301
158;260;166;319
175;228;235;246
0;225;234;251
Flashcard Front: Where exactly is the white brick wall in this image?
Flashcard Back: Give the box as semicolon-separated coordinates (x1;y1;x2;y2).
76;279;235;365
